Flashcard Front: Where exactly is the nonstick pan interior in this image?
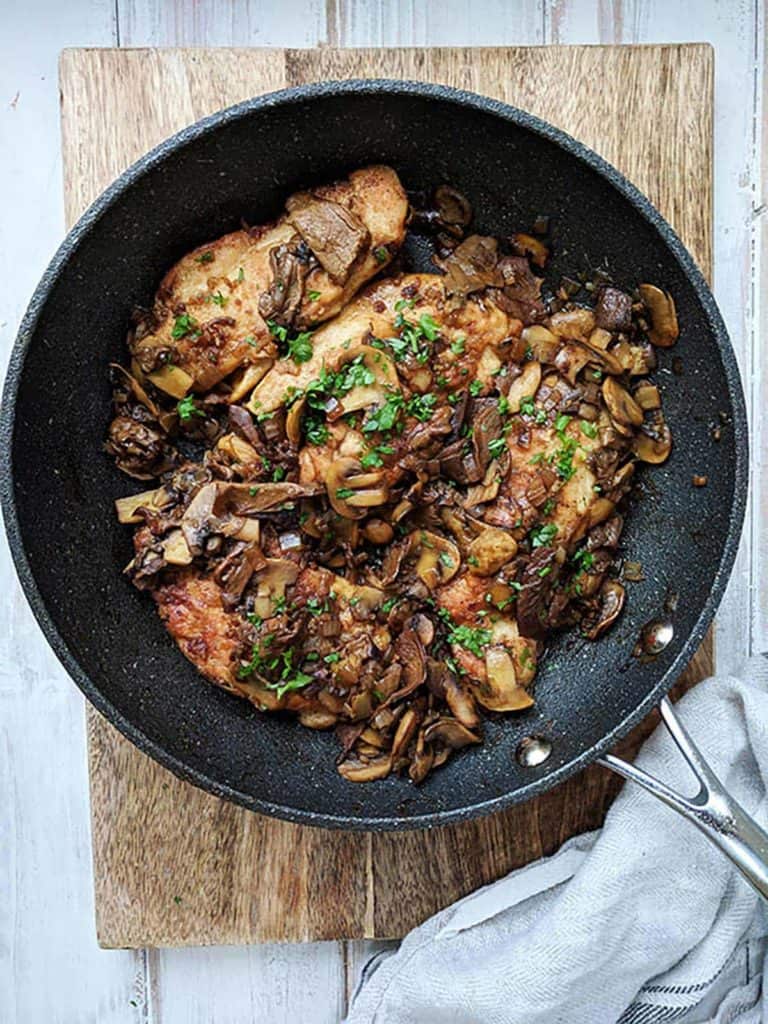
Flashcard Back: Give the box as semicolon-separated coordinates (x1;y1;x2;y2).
1;82;747;829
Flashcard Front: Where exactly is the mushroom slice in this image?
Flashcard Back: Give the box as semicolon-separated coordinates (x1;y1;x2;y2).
337;755;392;782
330;574;384;615
391;708;420;760
506;360;542;413
162;529;193;566
633;382;661;411
549;307;596;340
326;456;389;519
633;417;672;464
299;709;338;730
585;580;626;639
639;284;679;347
570;337;624;376
423;718;481;749
180;482;219;555
602;377;644;427
115;486;171;524
285;393;307;445
443;674;480;729
147;363;195;399
111;363;176;432
227;358;273;403
521;325;559;364
409;530;461;589
216;432;260;465
338;345;399;414
251;559;300;619
218;481;320;514
477;647;534;711
467;528;518;576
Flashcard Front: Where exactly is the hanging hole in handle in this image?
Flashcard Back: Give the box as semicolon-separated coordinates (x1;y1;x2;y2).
516;735;553;767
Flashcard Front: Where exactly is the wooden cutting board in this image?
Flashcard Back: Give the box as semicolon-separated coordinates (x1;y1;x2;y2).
59;44;713;948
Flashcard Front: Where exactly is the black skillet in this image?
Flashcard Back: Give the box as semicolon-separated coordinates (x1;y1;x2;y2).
0;81;749;835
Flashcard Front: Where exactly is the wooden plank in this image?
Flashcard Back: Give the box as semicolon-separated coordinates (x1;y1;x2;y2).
0;7;161;1023
59;43;713;949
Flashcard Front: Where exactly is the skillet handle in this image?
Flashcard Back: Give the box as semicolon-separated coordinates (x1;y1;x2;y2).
598;697;768;902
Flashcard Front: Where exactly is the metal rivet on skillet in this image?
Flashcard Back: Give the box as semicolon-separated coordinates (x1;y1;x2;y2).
640;619;675;655
516;735;553;768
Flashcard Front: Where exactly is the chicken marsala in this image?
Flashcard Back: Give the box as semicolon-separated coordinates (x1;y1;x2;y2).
107;167;677;783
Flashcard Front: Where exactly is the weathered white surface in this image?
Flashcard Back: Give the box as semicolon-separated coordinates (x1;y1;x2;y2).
0;2;764;1021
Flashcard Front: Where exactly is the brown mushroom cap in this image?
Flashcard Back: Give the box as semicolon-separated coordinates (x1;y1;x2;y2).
639;284;679;347
325;456;389;519
602;377;644;427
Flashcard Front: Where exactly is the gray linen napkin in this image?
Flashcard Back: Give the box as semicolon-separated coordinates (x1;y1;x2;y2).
346;658;768;1024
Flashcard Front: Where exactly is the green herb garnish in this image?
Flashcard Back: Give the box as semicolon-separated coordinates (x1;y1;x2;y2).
177;395;204;421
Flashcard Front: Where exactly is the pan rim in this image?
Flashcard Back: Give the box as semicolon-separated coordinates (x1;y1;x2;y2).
0;78;748;831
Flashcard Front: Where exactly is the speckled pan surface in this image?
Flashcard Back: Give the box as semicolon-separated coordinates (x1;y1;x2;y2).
0;81;747;830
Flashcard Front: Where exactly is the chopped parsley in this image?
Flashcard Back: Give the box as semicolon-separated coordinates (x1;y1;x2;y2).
530;522;559;548
177;395;204;421
450;336;466;355
286;331;314;364
374;246;389;263
406;392;438;422
439;551;455;568
538;565;552;578
519;647;533;669
324;652;341;664
394;297;416;312
272;466;286;482
238;638;312;699
580;420;598;439
498;395;510;415
519;395;536;417
336;487;356;500
171;313;200;340
488;437;507;459
360;442;395;469
363;392;405;434
447;623;493;657
308;290;321;301
380;596;400;614
194;251;214;264
469;380;483;397
208;290;227;307
304;418;329;445
237;267;245;282
572;547;595;571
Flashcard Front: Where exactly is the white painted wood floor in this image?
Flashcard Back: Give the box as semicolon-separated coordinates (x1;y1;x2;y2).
0;2;764;1021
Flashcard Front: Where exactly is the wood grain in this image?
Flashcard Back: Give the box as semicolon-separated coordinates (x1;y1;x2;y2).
59;43;713;948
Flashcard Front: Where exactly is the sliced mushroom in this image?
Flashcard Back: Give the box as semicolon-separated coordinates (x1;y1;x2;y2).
633;382;661;411
299;709;338;730
147;363;194;399
476;647;533;711
443;674;480;729
510;232;549;268
633;420;672;464
423;718;481;748
337;756;392;782
506;360;542;413
115;486;171;524
219;481;320;514
391;708;420;760
161;529;193;566
251;559;300;619
570;337;624;376
467;528;518;575
602;377;644;427
549;307;596;340
409;529;461;589
521;325;559;364
180;483;218;555
585;580;626;639
286;193;370;283
638;284;679;347
330;574;384;615
228;358;273;403
338;346;399;414
111;363;176;432
326;456;389;519
434;184;473;228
